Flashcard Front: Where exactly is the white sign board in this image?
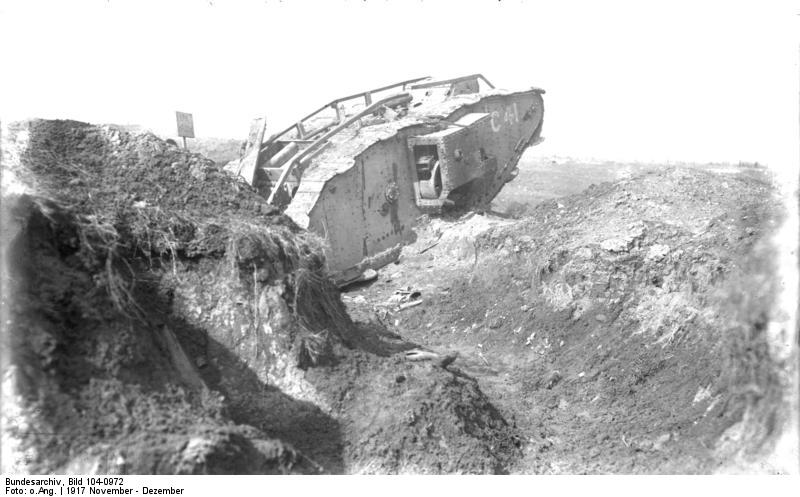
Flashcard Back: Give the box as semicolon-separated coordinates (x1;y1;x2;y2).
175;111;195;138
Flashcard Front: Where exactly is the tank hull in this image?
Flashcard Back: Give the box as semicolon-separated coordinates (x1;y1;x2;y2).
230;76;545;283
285;90;544;282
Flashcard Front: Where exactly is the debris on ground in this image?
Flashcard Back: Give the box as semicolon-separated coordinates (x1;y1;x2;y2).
2;120;793;474
343;164;795;474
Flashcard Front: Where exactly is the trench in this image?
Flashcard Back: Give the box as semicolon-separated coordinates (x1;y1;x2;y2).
341;163;796;473
2;120;795;474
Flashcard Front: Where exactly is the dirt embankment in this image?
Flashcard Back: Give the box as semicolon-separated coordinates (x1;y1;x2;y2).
344;167;796;473
1;120;518;474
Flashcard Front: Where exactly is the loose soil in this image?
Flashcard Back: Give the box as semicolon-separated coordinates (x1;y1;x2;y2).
1;120;518;474
1;120;794;474
342;164;796;473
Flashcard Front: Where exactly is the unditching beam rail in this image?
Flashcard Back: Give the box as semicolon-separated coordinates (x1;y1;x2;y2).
266;92;413;205
260;76;429;154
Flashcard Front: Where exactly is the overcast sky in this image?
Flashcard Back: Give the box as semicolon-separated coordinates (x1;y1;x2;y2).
2;0;798;167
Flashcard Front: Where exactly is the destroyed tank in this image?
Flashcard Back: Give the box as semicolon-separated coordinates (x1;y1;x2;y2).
229;74;545;283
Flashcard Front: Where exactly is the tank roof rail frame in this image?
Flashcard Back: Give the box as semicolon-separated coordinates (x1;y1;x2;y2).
409;73;495;90
266;92;414;205
260;76;430;154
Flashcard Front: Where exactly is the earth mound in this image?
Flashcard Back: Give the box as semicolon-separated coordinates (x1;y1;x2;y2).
343;166;796;473
1;119;518;474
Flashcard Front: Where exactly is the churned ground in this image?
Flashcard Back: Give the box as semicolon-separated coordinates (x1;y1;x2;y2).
1;120;519;474
2;121;794;473
343;161;797;473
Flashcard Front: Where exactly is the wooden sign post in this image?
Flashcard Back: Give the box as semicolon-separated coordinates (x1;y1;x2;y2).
175;111;195;149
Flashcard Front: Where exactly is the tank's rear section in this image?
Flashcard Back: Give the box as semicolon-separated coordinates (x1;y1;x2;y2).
229;75;544;283
408;89;544;213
